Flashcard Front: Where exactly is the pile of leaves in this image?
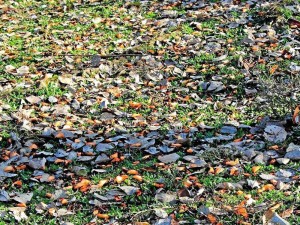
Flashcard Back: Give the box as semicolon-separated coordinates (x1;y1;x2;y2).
1;0;300;224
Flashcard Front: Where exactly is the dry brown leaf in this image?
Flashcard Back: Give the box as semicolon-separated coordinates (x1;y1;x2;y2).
281;207;293;218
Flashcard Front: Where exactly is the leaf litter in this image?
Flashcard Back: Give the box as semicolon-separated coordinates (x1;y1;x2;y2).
1;0;300;224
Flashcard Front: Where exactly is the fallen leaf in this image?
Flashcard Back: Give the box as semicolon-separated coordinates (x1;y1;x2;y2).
252;166;261;174
225;158;239;166
9;207;28;221
269;65;278;75
74;179;90;190
133;175;143;182
235;207;248;219
127;169;139;175
207;213;217;224
158;153;180;164
98;179;108;188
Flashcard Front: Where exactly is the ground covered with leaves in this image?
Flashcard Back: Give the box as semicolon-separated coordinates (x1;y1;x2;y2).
1;0;300;224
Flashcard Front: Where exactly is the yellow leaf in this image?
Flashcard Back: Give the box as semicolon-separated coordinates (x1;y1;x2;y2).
269;64;278;75
225;158;239;166
98;179;108;188
252;166;261;174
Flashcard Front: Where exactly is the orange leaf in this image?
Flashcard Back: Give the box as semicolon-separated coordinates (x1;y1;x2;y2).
293;106;300;124
134;222;150;225
74;179;91;189
48;208;56;216
252;166;261;174
29;143;38;150
127;169;139;175
46;193;53;198
133;175;143;182
61;198;68;205
235;207;248;219
183;179;193;188
115;175;128;184
208;167;215;174
129;101;142;109
55;132;65;139
98;179;108;188
233;137;243;142
207;213;217;224
236;190;244;195
269;64;278;75
110;152;118;159
215;167;224;175
16;203;26;207
12;180;22;188
4;166;15;172
262;184;275;191
15;164;26;170
186;67;196;74
115;33;122;38
225;158;239;166
154;183;164;188
97;213;109;219
230;167;239;176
